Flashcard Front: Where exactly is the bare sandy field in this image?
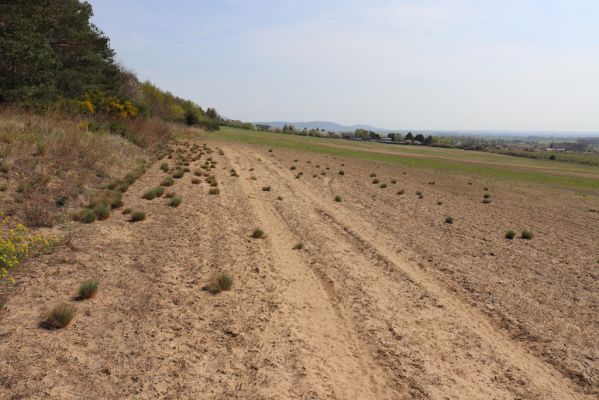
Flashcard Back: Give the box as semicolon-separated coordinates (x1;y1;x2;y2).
0;138;597;399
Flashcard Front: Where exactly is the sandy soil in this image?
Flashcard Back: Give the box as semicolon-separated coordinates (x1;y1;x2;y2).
0;139;597;399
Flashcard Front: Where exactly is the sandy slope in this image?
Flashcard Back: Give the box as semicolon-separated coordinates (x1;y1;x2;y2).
0;139;596;399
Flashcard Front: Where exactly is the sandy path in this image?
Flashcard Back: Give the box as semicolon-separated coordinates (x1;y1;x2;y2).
0;138;594;399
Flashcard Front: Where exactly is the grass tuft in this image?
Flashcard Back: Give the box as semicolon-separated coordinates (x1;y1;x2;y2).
505;230;515;240
293;242;304;250
251;228;265;239
169;196;182;207
130;211;146;222
445;216;454;224
521;229;533;240
334;195;342;202
78;280;99;300
42;303;76;330
93;203;110;220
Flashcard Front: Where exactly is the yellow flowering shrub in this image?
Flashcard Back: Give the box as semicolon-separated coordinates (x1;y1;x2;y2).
0;213;57;284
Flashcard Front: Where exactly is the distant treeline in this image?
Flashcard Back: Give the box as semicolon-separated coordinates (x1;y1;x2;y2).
0;0;220;130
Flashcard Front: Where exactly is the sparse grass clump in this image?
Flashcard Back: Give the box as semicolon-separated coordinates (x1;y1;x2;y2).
209;188;220;195
191;178;201;184
160;162;169;172
75;208;96;224
122;208;132;214
42;303;76;330
397;189;404;195
380;183;387;188
338;170;345;176
372;178;380;184
370;173;376;177
93;203;110;220
293;242;304;250
169;196;182;207
130;211;146;222
142;186;164;200
78;280;99;300
251;228;265;239
391;179;397;184
277;196;283;201
334;195;342;202
521;229;533;240
445;216;454;224
262;186;271;191
161;177;174;186
290;166;296;170
172;169;184;179
437;201;443;205
483;193;491;199
505;230;515;240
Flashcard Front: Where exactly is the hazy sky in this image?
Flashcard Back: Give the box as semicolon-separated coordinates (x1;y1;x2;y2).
90;0;599;131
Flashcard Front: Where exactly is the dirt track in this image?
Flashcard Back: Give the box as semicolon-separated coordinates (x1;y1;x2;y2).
1;139;597;399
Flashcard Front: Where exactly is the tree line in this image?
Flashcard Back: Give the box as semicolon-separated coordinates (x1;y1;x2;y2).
0;0;220;129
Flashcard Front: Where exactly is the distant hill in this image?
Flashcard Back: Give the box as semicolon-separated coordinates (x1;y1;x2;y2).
255;121;388;133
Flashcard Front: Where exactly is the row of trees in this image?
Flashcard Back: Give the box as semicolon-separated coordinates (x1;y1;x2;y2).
0;0;219;128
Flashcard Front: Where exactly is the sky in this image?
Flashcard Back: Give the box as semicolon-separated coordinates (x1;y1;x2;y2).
89;0;599;132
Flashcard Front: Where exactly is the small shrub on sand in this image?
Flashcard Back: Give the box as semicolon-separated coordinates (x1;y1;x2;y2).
164;191;175;198
483;193;491;199
521;229;533;240
142;186;164;200
78;280;99;300
42;303;76;330
372;178;380;184
290;166;296;170
262;186;271;191
161;177;174;187
437;201;443;205
160;162;169;172
122;208;132;215
172;169;184;179
391;179;397;184
370;173;376;177
505;230;515;240
191;178;201;184
445;216;454;224
380;183;387;188
338;170;345;176
93;203;110;220
397;189;404;195
277;196;283;201
209;188;220;195
251;228;265;239
130;211;146;222
202;272;234;294
334;195;342;202
169;196;182;207
293;242;304;250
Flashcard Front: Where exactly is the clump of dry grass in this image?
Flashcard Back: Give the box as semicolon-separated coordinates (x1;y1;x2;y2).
130;211;146;222
41;303;76;330
78;280;99;300
202;272;233;294
209;188;220;195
